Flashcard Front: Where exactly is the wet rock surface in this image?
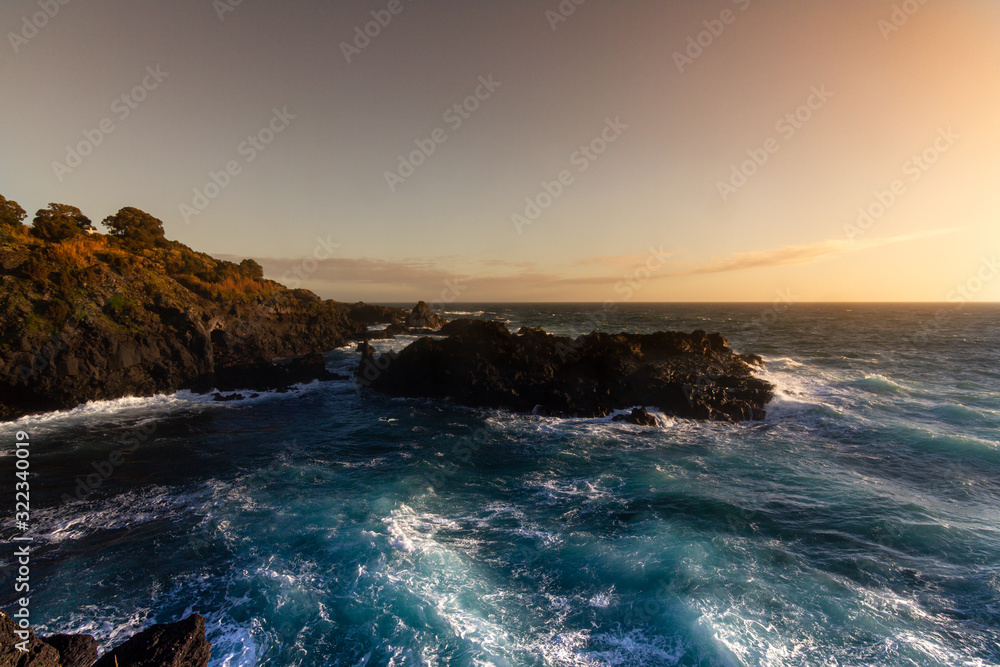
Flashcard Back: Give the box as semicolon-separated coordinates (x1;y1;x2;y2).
612;406;660;426
92;614;210;667
1;611;208;667
363;320;774;422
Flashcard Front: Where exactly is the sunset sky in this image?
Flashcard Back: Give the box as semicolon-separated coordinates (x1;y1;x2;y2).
2;0;999;302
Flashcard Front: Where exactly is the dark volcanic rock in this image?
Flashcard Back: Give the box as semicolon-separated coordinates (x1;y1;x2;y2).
1;610;210;667
612;407;659;427
364;320;773;422
189;351;343;394
361;301;446;340
346;302;407;327
355;340;390;387
0;610;61;666
406;301;444;330
384;322;410;337
442;319;509;338
40;633;99;667
93;614;211;667
362;326;399;340
212;392;246;402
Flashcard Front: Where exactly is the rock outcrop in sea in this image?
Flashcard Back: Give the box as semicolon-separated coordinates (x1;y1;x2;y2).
362;319;773;422
405;300;445;330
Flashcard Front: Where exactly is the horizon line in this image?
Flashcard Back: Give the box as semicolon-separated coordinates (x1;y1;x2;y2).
364;300;1000;306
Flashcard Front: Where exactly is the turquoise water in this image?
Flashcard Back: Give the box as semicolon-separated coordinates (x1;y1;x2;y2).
3;304;999;665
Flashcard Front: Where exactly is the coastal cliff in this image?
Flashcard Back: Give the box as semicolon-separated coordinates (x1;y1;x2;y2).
0;197;407;421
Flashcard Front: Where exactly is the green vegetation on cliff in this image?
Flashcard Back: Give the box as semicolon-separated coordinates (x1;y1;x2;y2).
0;194;405;420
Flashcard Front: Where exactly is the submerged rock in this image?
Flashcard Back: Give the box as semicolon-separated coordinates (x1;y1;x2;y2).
362;320;773;422
612;407;659;427
212;392;246;402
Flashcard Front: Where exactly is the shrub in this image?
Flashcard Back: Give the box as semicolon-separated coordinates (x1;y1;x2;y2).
165;250;204;276
22;256;51;282
45;300;71;324
0;195;27;229
104;294;142;323
50;235;103;269
103;207;165;247
32;204;90;242
104;253;131;272
23;313;44;335
53;267;76;291
239;258;264;280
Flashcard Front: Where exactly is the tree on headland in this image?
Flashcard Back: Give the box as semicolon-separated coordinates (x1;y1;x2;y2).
239;258;264;280
102;207;166;247
0;195;27;230
31;203;90;241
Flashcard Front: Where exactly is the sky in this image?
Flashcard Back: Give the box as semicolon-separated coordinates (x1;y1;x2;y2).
2;0;999;303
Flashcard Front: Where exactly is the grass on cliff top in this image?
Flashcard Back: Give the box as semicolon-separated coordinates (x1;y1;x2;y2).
0;214;289;344
4;225;278;298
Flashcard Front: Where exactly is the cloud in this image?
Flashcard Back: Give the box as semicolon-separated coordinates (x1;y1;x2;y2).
213;254;453;286
679;229;956;276
212;253;567;300
576;249;679;268
479;259;538;270
213;229;954;301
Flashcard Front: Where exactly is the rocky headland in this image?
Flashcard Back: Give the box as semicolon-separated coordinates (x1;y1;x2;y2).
0;197;424;421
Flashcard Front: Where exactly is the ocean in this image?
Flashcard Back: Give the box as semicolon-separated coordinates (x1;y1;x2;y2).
3;304;999;666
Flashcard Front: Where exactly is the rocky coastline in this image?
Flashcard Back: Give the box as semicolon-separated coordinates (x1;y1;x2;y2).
0;202;422;420
1;198;773;423
1;197;774;667
0;610;210;667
